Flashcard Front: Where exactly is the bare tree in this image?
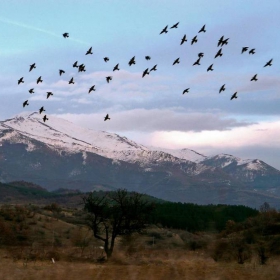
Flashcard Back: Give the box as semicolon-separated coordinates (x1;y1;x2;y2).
83;189;154;259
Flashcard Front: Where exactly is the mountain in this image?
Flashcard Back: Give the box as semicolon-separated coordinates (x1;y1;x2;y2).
0;112;280;208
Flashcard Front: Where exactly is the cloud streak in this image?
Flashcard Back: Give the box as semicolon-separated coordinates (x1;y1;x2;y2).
0;17;89;45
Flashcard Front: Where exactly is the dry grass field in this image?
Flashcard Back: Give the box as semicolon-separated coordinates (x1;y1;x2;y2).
1;203;280;279
1;249;280;280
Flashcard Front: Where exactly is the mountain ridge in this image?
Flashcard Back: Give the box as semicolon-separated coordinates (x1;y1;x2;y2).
0;112;279;208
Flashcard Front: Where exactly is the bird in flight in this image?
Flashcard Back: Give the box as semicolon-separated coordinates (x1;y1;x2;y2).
221;38;229;46
214;48;223;58
160;25;168;34
46;92;53;99
193;57;201;66
217;36;224;47
170;22;179;29
182;88;189;94
219;84;226;93
180;34;187;45
37;76;43;84
264;59;273;67
23;100;29;107
104;114;110;121
250;74;258;81
29;88;34;94
106;76;112;83
142;68;149;78
113;63;120;71
86;47;93;55
173;58;180;65
29;63;36;72
150;64;157;71
128;56;136;66
89;85;95;93
207;64;214;71
249;48;255;55
39;106;45;114
62;33;69;38
198;24;206;33
103;57;109;62
59;69;65;76
198;52;204;58
78;64;86;72
241;47;249;54
18;77;24;85
73;61;79;68
191;36;198;45
145;56;151;60
43;115;48;122
231;92;238;100
69;77;75;84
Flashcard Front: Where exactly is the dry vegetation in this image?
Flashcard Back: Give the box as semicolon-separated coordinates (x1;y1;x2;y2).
1;204;280;279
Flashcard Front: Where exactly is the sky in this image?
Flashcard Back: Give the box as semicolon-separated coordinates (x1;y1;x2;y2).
0;0;280;169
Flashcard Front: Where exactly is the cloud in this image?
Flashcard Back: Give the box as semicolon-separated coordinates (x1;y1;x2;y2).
54;108;254;133
148;119;280;150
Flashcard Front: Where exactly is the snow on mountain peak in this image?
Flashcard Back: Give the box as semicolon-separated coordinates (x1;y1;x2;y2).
1;112;149;159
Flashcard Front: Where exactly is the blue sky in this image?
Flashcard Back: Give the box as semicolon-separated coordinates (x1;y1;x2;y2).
0;0;280;169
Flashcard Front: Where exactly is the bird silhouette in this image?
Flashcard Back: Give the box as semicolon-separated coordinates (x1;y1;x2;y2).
198;52;204;58
29;88;34;94
43;115;48;122
113;63;120;71
86;47;93;55
23;100;29;107
128;56;136;66
191;36;198;45
231;92;238;100
142;68;149;78
221;38;229;46
89;85;95;93
59;69;65;76
207;64;214;71
150;64;157;71
73;61;79;68
170;22;179;29
198;24;206;33
264;59;273;67
180;34;187;45
250;74;258;81
173;58;180;65
104;114;110;121
46;92;53;99
29;63;36;72
182;88;189;94
219;84;226;93
103;57;109;62
241;47;249;54
217;36;224;47
62;33;69;38
193;57;201;66
39;106;45;114
106;76;112;83
145;56;151;60
249;48;255;55
18;77;24;85
37;76;43;84
214;48;223;58
160;25;168;34
69;77;75;84
78;64;86;72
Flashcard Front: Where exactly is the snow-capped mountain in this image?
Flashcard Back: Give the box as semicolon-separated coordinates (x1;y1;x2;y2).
0;112;279;208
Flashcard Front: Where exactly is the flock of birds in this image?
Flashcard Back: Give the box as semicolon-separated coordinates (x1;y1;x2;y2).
18;24;273;122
